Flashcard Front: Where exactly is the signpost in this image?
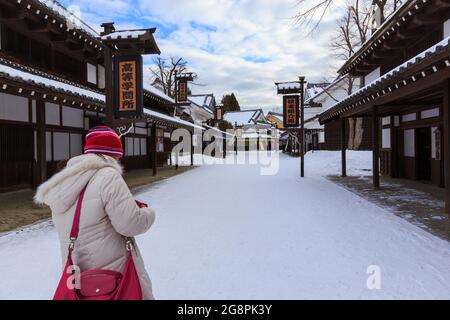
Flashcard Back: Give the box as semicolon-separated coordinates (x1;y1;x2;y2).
275;76;306;178
113;55;143;118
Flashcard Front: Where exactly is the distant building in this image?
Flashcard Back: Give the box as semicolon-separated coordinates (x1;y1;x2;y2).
224;109;275;150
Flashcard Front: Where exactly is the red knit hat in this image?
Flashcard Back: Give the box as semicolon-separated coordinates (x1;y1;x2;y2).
84;126;123;158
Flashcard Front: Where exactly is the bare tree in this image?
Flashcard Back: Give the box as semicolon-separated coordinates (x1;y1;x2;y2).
150;57;189;98
294;0;404;35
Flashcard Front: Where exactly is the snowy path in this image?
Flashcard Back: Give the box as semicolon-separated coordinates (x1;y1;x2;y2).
1;151;450;299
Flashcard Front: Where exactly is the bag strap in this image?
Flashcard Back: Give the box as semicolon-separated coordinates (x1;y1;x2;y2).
68;184;134;253
68;185;88;251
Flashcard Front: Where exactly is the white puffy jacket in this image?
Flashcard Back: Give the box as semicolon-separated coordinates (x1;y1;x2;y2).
34;153;156;300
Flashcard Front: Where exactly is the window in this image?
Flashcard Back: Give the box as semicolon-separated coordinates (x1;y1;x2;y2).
382;129;391;149
62;106;84;128
134;138;140;156
404;129;415;157
140;138;147;155
87;63;97;85
45;103;60;125
126;137;134;156
98;65;105;89
0;93;29;122
53;132;70;161
70;133;83;157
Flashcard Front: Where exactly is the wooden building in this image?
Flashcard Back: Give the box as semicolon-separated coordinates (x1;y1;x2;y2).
0;0;199;192
318;0;450;211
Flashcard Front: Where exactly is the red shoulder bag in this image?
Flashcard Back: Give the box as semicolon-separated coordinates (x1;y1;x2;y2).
53;185;143;300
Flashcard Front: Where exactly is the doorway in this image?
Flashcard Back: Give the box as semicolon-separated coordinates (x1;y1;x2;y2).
415;127;431;181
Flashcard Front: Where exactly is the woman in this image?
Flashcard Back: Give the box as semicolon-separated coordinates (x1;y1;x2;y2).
34;126;156;300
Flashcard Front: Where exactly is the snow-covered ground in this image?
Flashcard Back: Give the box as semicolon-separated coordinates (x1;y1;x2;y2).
1;151;450;300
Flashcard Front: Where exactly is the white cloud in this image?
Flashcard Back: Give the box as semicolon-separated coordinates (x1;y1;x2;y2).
63;0;346;110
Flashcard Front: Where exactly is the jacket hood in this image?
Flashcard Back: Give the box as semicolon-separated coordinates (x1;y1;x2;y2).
34;154;123;213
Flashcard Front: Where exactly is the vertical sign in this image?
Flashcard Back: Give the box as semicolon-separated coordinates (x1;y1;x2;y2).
178;79;188;102
216;107;222;121
283;95;299;127
114;55;143;118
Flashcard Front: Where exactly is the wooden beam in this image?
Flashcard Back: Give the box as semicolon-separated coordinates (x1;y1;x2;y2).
373;106;380;189
27;21;51;33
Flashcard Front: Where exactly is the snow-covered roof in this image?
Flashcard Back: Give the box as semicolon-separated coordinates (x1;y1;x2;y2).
321;36;450;123
143;109;204;130
143;84;175;104
304;118;323;130
36;0;99;37
188;94;215;113
276;82;301;90
0;58;104;103
224;110;259;126
100;29;149;40
338;0;421;75
203;124;235;137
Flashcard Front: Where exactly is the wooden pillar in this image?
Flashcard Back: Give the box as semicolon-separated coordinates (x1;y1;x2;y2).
373;106;380;189
442;79;450;213
151;124;157;176
104;46;114;127
341;118;347;178
300;77;305;178
35;100;46;186
191;131;194;166
223;132;226;159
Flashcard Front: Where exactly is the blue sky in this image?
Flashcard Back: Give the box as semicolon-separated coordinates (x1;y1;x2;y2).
59;0;344;111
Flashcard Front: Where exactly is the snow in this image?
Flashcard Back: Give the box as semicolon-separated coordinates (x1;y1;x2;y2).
323;36;450;120
37;0;98;37
1;151;450;299
143;83;175;103
0;58;175;108
143;109;204;130
101;30;148;40
277;82;301;90
0;59;104;103
223;110;258;126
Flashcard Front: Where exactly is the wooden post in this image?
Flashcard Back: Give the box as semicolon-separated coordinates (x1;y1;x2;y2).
35;100;46;185
223;132;226;159
373;106;380;189
191;131;194;166
104;46;114;127
341;118;347;177
151;124;157;176
443;79;450;213
300;77;305;178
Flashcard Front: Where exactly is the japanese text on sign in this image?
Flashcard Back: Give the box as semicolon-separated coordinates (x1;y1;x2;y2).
119;61;137;112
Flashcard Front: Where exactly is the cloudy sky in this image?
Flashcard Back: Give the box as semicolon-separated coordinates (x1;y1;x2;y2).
59;0;346;111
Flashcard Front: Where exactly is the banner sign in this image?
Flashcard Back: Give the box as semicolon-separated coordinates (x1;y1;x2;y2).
178;79;188;103
216;108;222;121
114;55;143;118
283;95;300;127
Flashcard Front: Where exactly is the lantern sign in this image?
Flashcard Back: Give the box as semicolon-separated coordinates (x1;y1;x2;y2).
114;55;143;118
283;95;299;127
178;79;188;102
215;106;222;121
